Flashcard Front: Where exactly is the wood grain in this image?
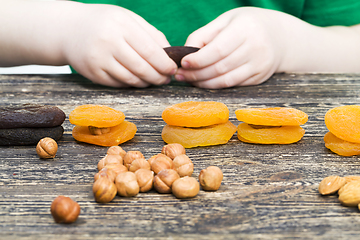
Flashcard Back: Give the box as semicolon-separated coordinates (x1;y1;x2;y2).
2;73;360;239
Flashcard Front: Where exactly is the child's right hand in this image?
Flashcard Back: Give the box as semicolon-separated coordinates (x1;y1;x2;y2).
61;3;177;87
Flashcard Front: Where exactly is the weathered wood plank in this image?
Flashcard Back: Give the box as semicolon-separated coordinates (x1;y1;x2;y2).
1;73;360;239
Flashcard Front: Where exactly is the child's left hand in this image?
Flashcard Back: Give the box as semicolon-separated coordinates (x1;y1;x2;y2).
174;7;291;89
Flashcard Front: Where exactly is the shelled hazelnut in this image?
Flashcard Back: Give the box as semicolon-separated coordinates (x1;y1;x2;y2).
199;166;223;191
93;176;117;203
36;137;58;159
150;154;174;174
173;154;193;177
172;177;199;199
124;151;145;169
94;168;117;183
161;143;186;160
128;158;151;172
135;169;154;192
105;164;128;177
50;196;80;224
97;154;123;171
107;146;126;159
147;154;160;166
115;172;139;197
154;169;180;194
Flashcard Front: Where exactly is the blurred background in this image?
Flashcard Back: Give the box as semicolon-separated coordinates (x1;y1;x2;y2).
0;0;71;75
0;65;71;74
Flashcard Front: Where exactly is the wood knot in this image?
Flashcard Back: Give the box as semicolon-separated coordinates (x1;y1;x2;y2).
270;171;302;182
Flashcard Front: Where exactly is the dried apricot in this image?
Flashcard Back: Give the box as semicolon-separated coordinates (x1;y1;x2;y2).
161;121;237;148
72;121;137;147
325;105;360;143
237;123;305;144
162;101;229;128
324;132;360;156
235;107;308;126
69;104;125;128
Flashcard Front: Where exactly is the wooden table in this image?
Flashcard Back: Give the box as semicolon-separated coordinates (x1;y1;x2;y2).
1;73;360;239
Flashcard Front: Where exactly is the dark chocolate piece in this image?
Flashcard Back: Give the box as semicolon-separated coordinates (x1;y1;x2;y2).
0;104;66;129
0;126;64;146
164;46;200;68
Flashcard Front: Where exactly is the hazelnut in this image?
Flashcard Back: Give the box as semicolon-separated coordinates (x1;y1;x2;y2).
107;146;126;159
199;166;223;191
123;151;145;169
36;137;58;159
105;164;128;177
50;196;80;224
128;158;151;172
172;177;199;199
94;168;117;183
154;169;180;194
150;154;174;175
115;172;139;197
147;154;160;166
97;154;123;171
161;143;186;160
88;126;111;135
135;169;154;192
173;154;193;177
93;176;117;203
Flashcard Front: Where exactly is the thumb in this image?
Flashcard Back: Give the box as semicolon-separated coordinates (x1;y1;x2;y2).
184;15;228;48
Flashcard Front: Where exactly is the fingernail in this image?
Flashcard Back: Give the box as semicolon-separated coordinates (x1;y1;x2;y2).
164;77;171;84
170;68;177;75
175;74;185;81
181;61;190;68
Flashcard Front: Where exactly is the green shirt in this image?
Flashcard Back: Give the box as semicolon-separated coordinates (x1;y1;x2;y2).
73;0;360;46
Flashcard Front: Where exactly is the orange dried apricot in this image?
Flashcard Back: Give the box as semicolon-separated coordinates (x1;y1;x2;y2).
324;132;360;156
325;105;360;143
161;121;237;148
72;121;137;147
69;104;125;128
162;101;229;128
235;107;308;126
237;123;305;144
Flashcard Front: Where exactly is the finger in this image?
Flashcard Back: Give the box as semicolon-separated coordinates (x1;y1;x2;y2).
236;67;274;86
182;22;245;69
84;68;132;88
124;21;178;77
113;41;173;85
184;18;226;48
175;44;251;82
128;10;172;48
189;64;259;89
104;58;151;88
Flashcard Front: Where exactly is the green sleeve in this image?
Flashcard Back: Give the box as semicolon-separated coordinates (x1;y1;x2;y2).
302;0;360;26
73;0;240;46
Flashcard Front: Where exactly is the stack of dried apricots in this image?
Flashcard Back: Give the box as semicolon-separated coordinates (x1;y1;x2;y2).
161;101;237;148
324;105;360;156
235;107;308;144
69;104;137;147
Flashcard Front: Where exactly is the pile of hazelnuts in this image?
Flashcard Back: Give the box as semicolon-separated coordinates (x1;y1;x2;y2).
42;140;223;224
93;143;224;203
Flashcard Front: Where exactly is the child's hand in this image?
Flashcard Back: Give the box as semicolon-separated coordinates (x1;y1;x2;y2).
62;4;177;87
174;7;290;89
